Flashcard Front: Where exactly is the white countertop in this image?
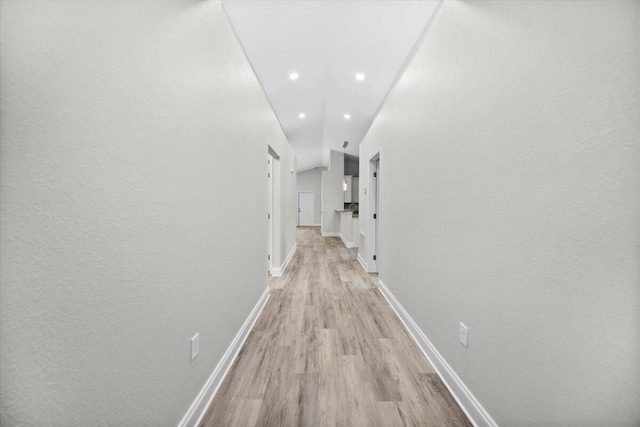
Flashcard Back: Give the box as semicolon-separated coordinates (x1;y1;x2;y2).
336;210;358;218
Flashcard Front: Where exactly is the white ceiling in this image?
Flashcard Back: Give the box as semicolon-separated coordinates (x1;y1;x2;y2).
223;0;439;171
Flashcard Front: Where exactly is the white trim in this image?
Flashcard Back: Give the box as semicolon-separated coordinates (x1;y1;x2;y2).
321;232;340;237
267;153;274;272
270;244;297;277
178;287;271;427
367;151;380;273
273;156;281;269
339;234;355;248
377;279;498;427
357;253;368;273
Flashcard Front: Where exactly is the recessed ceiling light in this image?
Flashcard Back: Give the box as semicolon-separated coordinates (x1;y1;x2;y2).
344;114;351;119
298;113;306;119
355;73;365;81
289;72;299;80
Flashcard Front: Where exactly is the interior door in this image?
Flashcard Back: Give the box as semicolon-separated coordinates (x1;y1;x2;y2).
368;155;379;272
268;154;274;272
298;192;315;226
374;158;379;270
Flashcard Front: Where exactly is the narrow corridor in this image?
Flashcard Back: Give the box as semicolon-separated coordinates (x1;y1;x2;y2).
201;227;471;426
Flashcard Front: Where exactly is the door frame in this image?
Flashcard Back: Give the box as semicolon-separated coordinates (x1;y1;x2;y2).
268;146;281;274
367;151;381;273
297;191;315;226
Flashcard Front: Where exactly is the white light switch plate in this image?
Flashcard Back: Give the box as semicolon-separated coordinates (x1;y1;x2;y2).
459;323;468;348
190;333;199;361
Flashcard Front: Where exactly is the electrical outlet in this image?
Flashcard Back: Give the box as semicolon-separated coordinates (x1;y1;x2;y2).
459;323;468;348
190;333;199;361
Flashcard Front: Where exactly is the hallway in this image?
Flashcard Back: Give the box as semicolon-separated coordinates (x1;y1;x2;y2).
201;227;471;426
2;1;638;425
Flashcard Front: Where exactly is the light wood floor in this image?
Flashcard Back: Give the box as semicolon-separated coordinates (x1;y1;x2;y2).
200;227;471;427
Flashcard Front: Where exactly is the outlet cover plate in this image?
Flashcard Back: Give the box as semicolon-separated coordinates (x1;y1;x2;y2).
191;333;199;361
459;323;468;348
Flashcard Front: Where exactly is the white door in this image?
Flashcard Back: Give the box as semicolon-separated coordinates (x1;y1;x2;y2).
368;155;379;273
298;192;314;226
268;154;274;272
374;159;379;270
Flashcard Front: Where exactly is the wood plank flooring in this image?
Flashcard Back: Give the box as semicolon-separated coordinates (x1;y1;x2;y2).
200;226;471;427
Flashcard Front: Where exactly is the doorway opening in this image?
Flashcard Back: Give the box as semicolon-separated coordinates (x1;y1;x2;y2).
368;152;380;273
298;192;315;226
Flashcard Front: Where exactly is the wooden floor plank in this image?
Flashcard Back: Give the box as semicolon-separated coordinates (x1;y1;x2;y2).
200;226;471;427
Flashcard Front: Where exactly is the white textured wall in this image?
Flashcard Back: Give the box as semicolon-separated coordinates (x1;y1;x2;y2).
297;168;324;225
359;1;640;425
321;150;345;234
0;1;295;425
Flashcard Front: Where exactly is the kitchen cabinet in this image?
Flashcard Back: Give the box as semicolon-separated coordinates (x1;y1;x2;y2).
337;210;359;248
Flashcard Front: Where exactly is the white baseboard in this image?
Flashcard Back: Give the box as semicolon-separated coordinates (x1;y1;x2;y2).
270;244;297;277
339;234;355;248
377;280;497;427
357;253;368;273
178;287;271;427
321;232;340;237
